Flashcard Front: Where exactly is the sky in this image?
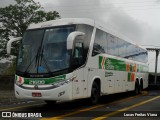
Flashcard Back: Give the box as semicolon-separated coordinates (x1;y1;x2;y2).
1;0;160;72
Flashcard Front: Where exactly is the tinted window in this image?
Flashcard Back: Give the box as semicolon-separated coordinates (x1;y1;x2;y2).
125;43;136;60
134;48;148;63
17;30;44;73
92;28;148;63
92;29;106;56
17;26;75;74
42;27;74;72
76;24;93;61
117;38;126;57
107;34;118;56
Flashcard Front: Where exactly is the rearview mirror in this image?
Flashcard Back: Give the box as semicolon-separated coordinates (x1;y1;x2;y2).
67;31;85;50
7;37;22;54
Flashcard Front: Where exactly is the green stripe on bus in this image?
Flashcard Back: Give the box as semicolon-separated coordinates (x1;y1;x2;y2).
99;56;126;71
99;56;103;69
16;75;66;85
99;56;148;73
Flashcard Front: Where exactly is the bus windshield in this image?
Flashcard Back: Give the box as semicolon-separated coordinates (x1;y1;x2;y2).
16;26;75;75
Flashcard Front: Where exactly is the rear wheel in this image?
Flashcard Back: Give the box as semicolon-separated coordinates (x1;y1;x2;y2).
90;82;100;104
139;80;143;94
134;81;140;95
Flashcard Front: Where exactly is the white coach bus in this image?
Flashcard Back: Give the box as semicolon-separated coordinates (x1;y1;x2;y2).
7;18;148;104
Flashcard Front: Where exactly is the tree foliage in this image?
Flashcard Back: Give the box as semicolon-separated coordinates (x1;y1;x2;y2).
0;0;60;58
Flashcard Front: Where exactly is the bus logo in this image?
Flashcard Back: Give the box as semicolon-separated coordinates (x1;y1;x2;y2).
17;76;24;85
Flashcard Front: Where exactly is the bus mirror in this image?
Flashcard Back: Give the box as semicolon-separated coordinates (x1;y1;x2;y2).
67;31;85;50
7;37;22;54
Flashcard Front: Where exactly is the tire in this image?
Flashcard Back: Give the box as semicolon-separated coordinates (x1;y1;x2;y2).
139;80;143;94
45;100;56;105
90;82;100;104
134;81;140;95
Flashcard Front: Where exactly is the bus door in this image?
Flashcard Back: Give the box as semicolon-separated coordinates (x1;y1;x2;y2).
72;68;84;99
72;41;86;99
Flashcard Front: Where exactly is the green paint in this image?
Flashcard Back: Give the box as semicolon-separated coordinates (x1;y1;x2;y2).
99;56;103;69
99;56;126;71
99;56;148;73
16;75;66;85
128;73;131;82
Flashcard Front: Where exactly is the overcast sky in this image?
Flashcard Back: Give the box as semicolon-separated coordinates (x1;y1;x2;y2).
1;0;160;72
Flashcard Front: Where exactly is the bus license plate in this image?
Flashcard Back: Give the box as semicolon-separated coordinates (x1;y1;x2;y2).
32;92;42;97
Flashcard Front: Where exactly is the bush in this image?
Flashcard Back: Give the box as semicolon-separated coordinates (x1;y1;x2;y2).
3;59;16;75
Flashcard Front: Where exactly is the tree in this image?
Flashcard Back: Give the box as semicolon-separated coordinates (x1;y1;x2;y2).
0;0;60;58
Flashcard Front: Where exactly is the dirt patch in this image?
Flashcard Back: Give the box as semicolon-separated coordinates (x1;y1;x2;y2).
0;90;15;104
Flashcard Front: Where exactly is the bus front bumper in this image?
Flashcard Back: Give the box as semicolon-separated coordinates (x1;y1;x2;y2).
14;83;73;101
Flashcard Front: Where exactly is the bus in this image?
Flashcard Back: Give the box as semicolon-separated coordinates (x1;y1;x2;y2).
7;18;148;104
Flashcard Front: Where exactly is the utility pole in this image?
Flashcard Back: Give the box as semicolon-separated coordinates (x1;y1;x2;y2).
147;48;160;84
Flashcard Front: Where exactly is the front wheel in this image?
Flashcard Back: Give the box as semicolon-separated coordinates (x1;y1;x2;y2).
90;82;100;104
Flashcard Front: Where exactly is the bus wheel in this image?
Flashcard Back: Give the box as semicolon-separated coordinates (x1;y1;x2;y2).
45;100;56;105
134;81;139;95
139;80;143;94
91;82;100;104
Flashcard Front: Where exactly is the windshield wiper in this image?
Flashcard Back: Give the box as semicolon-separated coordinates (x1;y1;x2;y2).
39;46;52;76
39;46;44;66
24;46;41;74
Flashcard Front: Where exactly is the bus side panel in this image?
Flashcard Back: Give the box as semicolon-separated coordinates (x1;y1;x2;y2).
72;68;85;100
103;70;115;95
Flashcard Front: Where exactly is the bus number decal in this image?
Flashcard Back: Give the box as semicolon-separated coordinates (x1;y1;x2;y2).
29;80;45;85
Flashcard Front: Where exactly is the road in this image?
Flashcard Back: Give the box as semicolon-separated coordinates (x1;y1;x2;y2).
0;90;160;120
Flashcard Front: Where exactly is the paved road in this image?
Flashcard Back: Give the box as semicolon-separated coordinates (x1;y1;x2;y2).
0;90;160;120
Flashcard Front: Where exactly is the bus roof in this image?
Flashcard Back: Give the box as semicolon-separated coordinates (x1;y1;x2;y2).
28;18;95;29
28;18;146;51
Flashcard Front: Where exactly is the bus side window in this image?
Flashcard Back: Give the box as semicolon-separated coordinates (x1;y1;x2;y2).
107;35;118;56
92;29;106;56
117;38;126;58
